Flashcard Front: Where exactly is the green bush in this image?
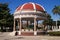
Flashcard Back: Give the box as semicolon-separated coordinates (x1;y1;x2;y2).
48;31;60;36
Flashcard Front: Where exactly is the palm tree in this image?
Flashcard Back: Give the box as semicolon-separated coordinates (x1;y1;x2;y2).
52;5;60;15
52;5;60;29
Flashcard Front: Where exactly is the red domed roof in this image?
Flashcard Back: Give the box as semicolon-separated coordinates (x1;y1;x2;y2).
16;2;45;12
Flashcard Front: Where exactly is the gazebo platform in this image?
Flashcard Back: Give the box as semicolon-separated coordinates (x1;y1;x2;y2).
21;32;34;36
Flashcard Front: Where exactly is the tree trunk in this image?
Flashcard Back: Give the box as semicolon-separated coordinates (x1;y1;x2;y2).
1;26;3;32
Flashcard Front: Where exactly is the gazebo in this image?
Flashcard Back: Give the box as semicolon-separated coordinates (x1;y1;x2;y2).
13;2;48;35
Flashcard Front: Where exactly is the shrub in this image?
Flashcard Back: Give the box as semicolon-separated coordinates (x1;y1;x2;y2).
48;31;60;36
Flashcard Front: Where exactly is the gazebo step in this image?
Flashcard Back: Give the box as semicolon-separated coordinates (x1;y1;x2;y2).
37;32;46;35
21;32;34;36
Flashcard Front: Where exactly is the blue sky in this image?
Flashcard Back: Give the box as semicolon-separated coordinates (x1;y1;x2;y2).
0;0;60;21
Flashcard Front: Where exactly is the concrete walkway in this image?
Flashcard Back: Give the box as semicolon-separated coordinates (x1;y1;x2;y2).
0;32;60;40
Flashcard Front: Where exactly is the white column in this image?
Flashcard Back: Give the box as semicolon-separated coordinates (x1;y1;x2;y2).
18;18;21;35
34;17;37;35
18;19;19;29
13;19;15;31
52;26;53;30
56;20;57;29
59;26;60;29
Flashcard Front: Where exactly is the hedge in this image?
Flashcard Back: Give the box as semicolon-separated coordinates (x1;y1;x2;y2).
48;31;60;36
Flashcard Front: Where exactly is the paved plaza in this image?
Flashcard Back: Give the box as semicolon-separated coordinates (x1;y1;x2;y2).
0;32;60;40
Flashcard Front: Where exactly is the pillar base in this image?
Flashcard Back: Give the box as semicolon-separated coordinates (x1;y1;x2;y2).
18;31;21;35
59;26;60;29
34;31;37;35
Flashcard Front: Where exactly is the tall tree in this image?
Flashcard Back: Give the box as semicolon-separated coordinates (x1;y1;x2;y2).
52;5;60;15
43;14;54;30
52;5;60;28
0;3;13;32
43;14;53;26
